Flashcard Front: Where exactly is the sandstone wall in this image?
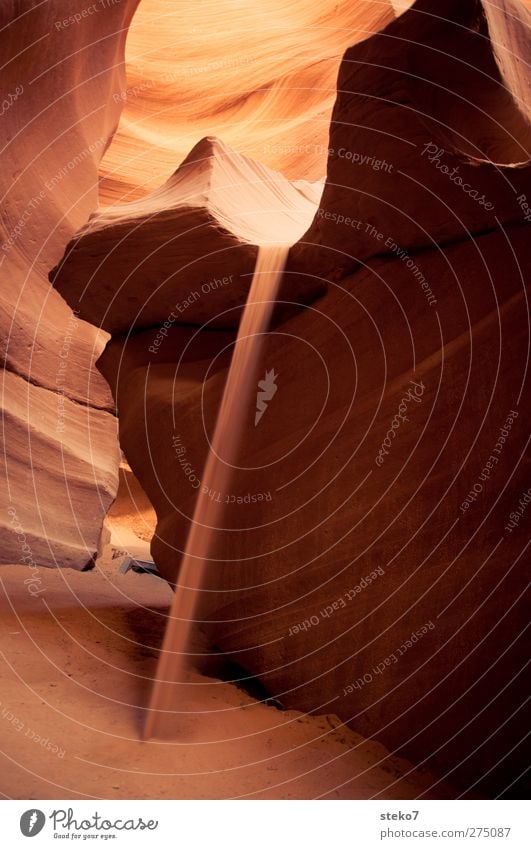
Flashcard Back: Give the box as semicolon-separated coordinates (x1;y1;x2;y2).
0;0;139;567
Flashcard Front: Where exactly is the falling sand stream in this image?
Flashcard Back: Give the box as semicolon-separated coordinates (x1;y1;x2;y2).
144;244;290;739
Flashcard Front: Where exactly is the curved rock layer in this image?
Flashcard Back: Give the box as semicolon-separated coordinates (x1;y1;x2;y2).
87;0;530;793
99;0;397;201
290;0;531;280
0;1;139;566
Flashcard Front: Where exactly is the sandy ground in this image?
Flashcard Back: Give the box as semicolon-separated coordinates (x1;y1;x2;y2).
0;555;453;800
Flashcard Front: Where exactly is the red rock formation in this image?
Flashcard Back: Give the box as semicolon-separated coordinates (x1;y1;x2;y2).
98;225;530;795
0;1;138;567
50;137;322;333
0;0;405;571
85;1;530;794
49;0;530;794
99;0;397;200
289;0;531;281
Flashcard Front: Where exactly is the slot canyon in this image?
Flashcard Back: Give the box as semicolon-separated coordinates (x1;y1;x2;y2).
1;0;530;803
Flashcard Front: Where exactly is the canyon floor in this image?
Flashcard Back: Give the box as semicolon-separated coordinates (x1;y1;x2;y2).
0;553;453;800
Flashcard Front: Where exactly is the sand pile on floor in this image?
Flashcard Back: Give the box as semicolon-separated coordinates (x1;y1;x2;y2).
0;560;451;800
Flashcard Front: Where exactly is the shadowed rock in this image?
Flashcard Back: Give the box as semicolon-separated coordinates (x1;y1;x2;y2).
289;0;531;281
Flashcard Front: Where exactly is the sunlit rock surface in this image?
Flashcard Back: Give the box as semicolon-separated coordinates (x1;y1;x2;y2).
51;137;322;333
99;0;397;201
1;0;402;570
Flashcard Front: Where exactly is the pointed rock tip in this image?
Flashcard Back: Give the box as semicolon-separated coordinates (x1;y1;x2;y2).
178;136;232;168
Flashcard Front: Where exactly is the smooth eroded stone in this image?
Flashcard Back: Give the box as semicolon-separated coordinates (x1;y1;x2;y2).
289;0;531;281
51;137;323;333
0;0;138;567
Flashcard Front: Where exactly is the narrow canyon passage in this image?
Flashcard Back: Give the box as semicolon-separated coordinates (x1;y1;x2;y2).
1;0;529;807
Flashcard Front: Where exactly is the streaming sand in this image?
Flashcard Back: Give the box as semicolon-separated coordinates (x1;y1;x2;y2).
144;245;291;740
